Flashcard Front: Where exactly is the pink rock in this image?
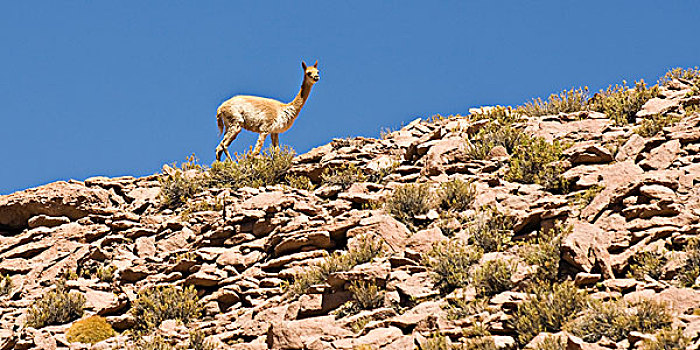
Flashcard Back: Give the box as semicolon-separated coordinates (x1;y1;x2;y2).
639;140;681;170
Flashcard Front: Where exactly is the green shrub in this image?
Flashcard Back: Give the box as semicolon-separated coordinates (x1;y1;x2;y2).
290;236;384;295
571;185;604;209
466;107;525;160
471;260;514;297
521;224;568;282
367;161;400;184
589;80;659;125
349;281;385;310
567;298;671;343
635;113;682;138
531;335;566;350
462;336;497;350
96;265;117;283
627;250;667;281
679;238;700;287
514;281;588;345
438;179;476;212
384;183;435;229
159;154;205;209
471;106;521;125
66;315;115;344
445;297;487;320
423;240;483;294
130;285;202;331
284;174;315;190
321;163;366;189
134;335;174;350
421;332;454;350
189;330;217;350
505;136;568;193
467;207;515;253
208;147;294;189
0;274;12;296
520;87;589;117
662;67;700;96
26;279;85;328
640;327;691;350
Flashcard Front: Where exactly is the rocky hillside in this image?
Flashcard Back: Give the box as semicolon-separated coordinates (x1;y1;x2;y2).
2;69;700;350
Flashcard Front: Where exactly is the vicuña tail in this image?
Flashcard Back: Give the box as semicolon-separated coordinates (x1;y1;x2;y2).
217;110;225;136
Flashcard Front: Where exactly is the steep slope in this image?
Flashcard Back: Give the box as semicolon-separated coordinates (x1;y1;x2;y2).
1;71;700;349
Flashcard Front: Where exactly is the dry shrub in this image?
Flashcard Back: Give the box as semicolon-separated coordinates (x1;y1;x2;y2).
471;259;514;297
208;147;294;189
423;240;483;294
640;327;691;350
588;80;659;125
520;87;589;117
321;163;366;189
130;285;202;331
349;281;385;310
467;207;516;253
438;179;476;212
627;250;667;281
66;315;115;344
26;279;85;328
505;136;568;193
635;113;682;137
520;224;568;282
159;154;205;208
384;183;435;228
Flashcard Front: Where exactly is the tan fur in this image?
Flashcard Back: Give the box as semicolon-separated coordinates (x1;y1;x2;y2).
215;61;320;161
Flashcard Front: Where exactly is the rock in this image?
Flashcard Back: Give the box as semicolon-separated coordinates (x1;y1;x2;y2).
134;236;156;258
346;214;411;253
422;138;469;176
27;215;70;229
0;181;112;230
639;140;681;170
564;143;613;164
615;134;646;162
267;316;353;350
332;326;403;349
636;97;679;118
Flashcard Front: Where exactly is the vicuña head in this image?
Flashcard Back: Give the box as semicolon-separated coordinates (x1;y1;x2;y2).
215;60;320;161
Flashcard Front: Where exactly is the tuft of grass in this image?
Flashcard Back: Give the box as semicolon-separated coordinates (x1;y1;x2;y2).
189;330;217;350
567;298;672;343
130;285;202;332
505;136;569;193
471;260;514;297
384;183;435;229
514;281;588;346
208;147;294;189
0;274;12;296
635;113;682;138
290;236;384;296
588;80;659;126
26;279;85;328
321;163;366;189
445;297;487;321
159;154;205;209
571;185;604;209
679;238;700;287
640;327;691;350
421;332;454;350
627;250;667;281
348;281;385;311
423;240;483;294
438;179;476;212
462;336;497;350
662;66;700;96
467;207;515;253
519;87;589;117
66;315;115;344
135;335;174;350
96;265;117;283
466;107;525;160
531;335;566;350
284;174;315;191
520;224;568;282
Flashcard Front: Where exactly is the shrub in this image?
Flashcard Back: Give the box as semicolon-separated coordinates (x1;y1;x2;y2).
0;274;12;296
423;240;483;294
290;236;384;295
520;224;568;282
438;179;476;212
189;330;217;350
505;136;568;193
588;80;659;125
532;335;566;350
349;281;385;311
635;113;682;138
130;285;202;331
181;200;223;220
679;238;700;287
321;163;366;189
208;147;294;189
471;260;514;297
96;265;117;283
627;250;666;281
26;279;85;328
662;67;700;96
466;107;525;160
462;336;497;350
567;298;671;343
421;332;453;350
471;106;521;125
520;87;589;117
640;327;691;350
445;297;487;320
514;281;588;345
66;315;115;344
284;174;315;190
571;185;604;209
467;207;515;253
384;183;435;228
135;335;174;350
367;161;400;184
159;154;205;209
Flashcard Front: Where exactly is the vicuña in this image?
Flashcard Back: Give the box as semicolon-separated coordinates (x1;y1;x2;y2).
215;60;320;161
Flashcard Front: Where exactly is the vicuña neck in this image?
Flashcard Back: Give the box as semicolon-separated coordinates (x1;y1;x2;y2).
288;79;313;115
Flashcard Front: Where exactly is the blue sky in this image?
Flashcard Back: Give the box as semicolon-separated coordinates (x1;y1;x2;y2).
1;1;699;194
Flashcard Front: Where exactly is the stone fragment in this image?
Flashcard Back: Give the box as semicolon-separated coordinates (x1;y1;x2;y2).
27;215;70;229
639;140;681;170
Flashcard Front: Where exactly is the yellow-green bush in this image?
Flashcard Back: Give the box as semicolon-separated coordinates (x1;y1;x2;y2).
348;281;385;310
445;296;487;321
0;274;11;296
471;259;514;297
567;298;671;343
462;336;497;350
134;335;174;350
66;315;115;344
519;87;589;117
159;154;205;209
423;240;483;294
321;163;366;189
635;113;682;137
588;80;659;125
471;106;521;125
284;174;315;190
571;185;604;209
438;179;476;212
627;250;667;281
467;207;515;253
130;285;202;331
514;281;588;345
26;279;85;328
290;236;384;295
421;332;454;350
189;330;217;350
505;136;568;193
466;107;525;160
640;327;691;350
96;265;117;283
208;147;294;189
520;224;568;282
679;238;700;287
384;183;435;229
531;335;566;350
662;66;700;96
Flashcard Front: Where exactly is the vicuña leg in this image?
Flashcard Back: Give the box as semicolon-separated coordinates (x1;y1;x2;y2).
252;133;269;154
271;133;280;150
216;124;242;161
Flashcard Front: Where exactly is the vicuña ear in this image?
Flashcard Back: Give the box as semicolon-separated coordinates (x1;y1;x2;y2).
301;61;307;70
313;60;318;68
